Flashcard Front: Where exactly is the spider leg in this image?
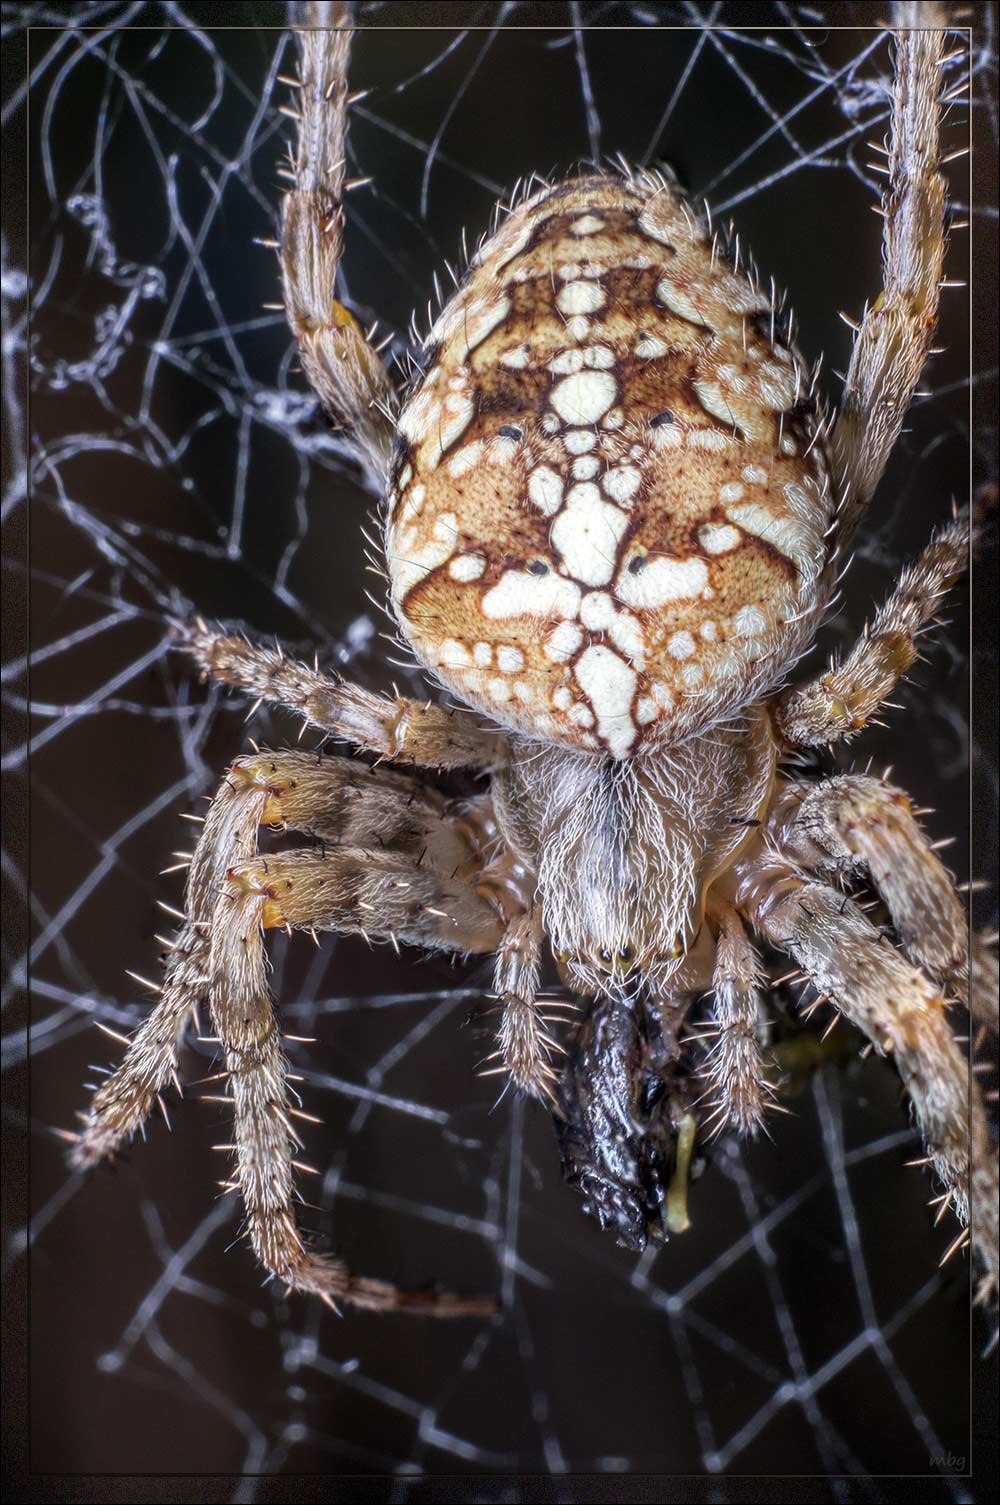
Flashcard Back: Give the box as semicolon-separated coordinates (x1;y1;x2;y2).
70;960;199;1168
228;842;501;955
70;749;495;1167
970;931;999;1038
179;621;506;769
209;771;495;1315
231;746;493;881
245;758;550;1100
74;750;506;1314
830;15;951;546
280;5;396;487
488;906;564;1105
772;511;967;748
767;774;967;996
765;769;999;1303
70;754;245;1168
735;856;998;1296
700;903;774;1137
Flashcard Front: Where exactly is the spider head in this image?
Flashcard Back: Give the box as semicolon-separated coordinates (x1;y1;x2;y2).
555;934;690;998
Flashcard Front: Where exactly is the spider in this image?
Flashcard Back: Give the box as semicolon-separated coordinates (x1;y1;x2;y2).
69;5;997;1317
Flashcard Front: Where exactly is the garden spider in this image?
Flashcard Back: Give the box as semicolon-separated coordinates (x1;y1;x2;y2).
69;3;997;1316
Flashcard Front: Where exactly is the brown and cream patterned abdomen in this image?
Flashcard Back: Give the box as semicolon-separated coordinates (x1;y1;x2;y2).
386;171;833;758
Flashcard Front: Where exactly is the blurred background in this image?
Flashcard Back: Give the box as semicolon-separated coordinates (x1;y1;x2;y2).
4;2;998;1500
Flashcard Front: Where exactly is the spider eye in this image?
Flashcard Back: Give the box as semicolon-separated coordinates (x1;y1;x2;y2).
527;559;549;576
498;424;522;440
617;945;634;964
649;410;675;428
628;554;646;574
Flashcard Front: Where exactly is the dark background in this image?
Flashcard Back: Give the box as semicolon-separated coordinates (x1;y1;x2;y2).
4;2;998;1500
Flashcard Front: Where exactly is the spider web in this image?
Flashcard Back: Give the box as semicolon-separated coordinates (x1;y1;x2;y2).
5;2;998;1498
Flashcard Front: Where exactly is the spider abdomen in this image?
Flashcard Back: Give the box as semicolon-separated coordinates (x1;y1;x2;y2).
387;170;834;756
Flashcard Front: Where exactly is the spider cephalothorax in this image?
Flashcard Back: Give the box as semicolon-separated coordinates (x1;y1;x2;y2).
70;7;997;1316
